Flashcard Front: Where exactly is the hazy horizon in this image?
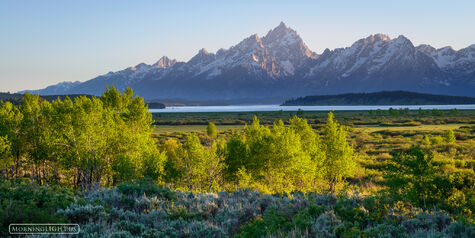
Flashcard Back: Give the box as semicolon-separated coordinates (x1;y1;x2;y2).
1;0;474;92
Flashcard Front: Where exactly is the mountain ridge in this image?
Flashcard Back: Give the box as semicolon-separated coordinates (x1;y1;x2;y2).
21;22;475;99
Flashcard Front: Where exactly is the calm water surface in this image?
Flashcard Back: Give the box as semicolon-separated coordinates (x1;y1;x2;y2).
150;105;475;113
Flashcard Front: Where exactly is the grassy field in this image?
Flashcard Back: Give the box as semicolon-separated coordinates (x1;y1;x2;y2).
154;123;472;134
355;123;472;133
152;109;475;126
154;124;245;134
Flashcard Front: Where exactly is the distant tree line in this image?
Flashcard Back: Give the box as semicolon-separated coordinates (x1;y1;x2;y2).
283;91;475;106
0;92;165;109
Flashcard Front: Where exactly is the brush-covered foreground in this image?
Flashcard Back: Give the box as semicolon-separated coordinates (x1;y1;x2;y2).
1;179;474;238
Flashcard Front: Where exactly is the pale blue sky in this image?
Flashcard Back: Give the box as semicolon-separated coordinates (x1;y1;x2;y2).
1;0;474;92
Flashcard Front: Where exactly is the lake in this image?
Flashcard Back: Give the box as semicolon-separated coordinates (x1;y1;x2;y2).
149;104;475;113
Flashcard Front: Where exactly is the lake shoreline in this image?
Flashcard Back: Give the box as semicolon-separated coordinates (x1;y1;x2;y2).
150;104;475;113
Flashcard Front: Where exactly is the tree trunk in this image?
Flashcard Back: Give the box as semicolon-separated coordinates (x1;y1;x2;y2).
208;174;213;193
15;150;20;178
421;178;426;208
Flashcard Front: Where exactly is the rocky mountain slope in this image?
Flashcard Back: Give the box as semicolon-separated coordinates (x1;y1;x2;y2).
22;22;475;99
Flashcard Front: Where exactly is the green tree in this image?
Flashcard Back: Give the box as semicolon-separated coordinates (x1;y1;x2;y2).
0;101;22;178
207;122;218;137
430;135;444;145
432;109;443;116
0;136;12;179
101;86;161;186
444;130;456;144
161;138;185;185
423;135;431;145
388;107;398;116
180;133;208;191
322;112;356;193
224;132;248;185
224;116;324;193
20;93;55;185
205;139;225;192
51;96;106;190
288;116;325;191
418;107;425;116
385;146;435;208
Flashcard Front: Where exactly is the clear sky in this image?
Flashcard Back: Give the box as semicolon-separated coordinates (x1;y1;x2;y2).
1;0;474;92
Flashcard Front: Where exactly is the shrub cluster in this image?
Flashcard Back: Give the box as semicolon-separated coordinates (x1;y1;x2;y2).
51;181;474;237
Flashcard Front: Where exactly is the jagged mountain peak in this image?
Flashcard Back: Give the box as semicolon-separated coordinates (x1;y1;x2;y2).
188;48;216;65
394;35;412;44
416;44;436;55
277;21;287;29
198;48;211;55
415;43;475;74
345;34;415;55
309;32;437;80
264;21;292;39
364;33;391;43
153;56;177;68
260;22;318;74
232;34;264;52
355;34;411;46
262;22;306;48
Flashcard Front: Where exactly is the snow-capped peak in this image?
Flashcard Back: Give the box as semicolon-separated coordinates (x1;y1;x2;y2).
260;22;317;75
366;34;391;43
309;33;429;78
188;48;216;65
416;43;475;74
153;56;177;68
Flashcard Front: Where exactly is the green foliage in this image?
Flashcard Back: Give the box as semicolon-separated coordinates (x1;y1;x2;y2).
0;180;79;236
445;129;456;144
117;179;176;200
432;109;444;116
431;135;444;145
167;133;225;192
0;87;165;189
1;179;473;237
222;115;328;193
323;112;356;193
385;146;439;208
206;122;218;137
0;136;12;178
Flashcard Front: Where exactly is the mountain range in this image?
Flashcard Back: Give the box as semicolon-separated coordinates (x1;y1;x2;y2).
22;22;475;100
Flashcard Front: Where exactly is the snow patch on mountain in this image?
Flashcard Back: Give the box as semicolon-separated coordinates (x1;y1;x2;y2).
416;44;475;76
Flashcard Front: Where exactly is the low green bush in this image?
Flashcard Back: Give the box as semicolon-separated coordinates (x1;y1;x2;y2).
0;179;79;236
